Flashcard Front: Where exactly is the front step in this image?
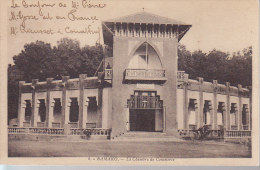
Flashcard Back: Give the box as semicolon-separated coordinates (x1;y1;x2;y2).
113;132;183;141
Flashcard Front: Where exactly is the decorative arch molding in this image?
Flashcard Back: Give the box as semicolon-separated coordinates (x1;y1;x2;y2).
128;40;164;69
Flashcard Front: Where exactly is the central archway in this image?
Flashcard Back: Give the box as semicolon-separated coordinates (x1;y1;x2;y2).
127;91;163;132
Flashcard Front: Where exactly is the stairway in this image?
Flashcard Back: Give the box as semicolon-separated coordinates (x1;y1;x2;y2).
113;131;182;142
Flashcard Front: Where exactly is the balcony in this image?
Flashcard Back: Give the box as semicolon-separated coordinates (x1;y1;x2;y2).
177;71;185;81
124;69;167;82
127;95;163;109
104;69;112;80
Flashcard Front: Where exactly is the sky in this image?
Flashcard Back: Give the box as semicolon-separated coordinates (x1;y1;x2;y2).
7;0;258;64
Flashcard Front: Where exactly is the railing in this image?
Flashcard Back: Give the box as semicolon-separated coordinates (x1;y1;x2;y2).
29;128;64;135
68;122;78;128
8;127;28;134
203;124;212;130
37;122;45;127
177;71;185;81
8;127;111;137
104;69;112;80
231;125;238;130
224;130;251;138
127;95;163;109
242;125;249;130
189;124;197;130
86;123;96;128
217;125;224;130
89;128;111;136
23;121;30;127
125;69;166;81
70;128;111;136
52;122;61;128
8;127;64;135
70;128;84;135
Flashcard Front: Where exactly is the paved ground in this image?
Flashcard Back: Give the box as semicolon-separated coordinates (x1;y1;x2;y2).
8;139;251;158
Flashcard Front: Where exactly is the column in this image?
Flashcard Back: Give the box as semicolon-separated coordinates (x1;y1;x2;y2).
249;86;252;130
198;77;204;127
79;74;87;129
163;106;166;132
65;98;71;125
114;23;117;36
133;23;136;37
152;24;154;37
222;103;226;129
34;99;40;127
158;25;161;37
125;108;129;131
213;80;218;130
120;22;122;36
48;99;55;128
45;78;53;127
234;103;238;129
19;100;26;127
139;24;142;37
183;74;189;129
194;99;199;129
82;98;89;128
61;76;69;128
17;81;25;127
97;87;103;128
226;82;231;130
31;79;38;127
208;101;213;128
238;84;242;130
127;23;130;37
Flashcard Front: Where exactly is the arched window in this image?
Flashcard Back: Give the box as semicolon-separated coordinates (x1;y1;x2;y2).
128;42;163;70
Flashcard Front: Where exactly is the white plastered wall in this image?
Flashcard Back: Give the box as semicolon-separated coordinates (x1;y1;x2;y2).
177;89;183;129
155;109;163;131
102;88;112;129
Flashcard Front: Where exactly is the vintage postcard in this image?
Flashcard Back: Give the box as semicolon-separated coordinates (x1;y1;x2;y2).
0;0;259;166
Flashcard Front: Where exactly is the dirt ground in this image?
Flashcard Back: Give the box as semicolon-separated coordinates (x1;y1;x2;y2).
8;139;251;158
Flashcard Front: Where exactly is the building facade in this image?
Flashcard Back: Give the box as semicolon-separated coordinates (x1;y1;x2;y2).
15;12;252;139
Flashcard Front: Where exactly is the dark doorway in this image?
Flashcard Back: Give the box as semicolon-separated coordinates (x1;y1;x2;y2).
129;109;155;132
69;98;79;122
25;100;32;122
38;99;46;122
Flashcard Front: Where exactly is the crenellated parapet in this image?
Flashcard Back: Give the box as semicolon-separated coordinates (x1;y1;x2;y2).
20;75;101;93
177;72;251;98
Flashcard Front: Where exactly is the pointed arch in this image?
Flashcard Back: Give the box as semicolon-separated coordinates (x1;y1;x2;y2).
129;40;163;61
128;41;164;70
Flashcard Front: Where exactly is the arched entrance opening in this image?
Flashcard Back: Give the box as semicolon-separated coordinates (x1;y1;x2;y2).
127;91;163;132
